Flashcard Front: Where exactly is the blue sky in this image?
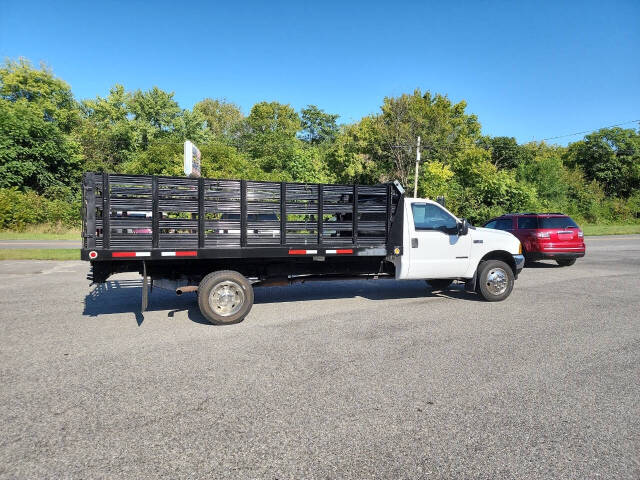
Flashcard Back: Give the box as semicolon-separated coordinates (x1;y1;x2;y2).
1;0;638;145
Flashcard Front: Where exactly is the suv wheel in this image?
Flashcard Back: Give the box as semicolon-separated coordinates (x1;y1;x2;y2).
556;258;576;267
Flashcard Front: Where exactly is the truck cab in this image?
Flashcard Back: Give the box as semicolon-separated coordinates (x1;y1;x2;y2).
392;198;525;300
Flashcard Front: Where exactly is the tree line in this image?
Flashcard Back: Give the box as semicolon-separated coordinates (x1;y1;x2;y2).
1;58;639;230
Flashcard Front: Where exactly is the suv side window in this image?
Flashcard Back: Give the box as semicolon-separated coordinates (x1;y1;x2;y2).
517;217;538;229
412;203;457;231
495;218;513;230
484;220;498;229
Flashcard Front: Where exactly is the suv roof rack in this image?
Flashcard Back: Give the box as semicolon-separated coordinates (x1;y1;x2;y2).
503;212;565;216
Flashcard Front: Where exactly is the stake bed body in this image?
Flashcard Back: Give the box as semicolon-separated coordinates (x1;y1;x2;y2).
81;172;524;324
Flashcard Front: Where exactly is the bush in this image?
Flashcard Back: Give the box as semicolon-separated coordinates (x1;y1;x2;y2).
0;188;80;230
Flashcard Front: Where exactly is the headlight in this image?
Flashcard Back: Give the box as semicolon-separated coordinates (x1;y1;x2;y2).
518;243;522;254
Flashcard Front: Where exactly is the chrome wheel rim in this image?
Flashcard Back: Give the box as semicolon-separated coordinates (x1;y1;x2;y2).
209;281;245;317
486;268;508;296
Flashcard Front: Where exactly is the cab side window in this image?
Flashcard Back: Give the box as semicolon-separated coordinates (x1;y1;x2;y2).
412;203;457;231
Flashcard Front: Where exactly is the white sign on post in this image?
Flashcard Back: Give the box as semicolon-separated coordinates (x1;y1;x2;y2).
183;140;201;178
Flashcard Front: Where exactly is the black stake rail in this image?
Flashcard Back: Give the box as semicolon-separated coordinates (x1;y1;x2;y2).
81;173;402;259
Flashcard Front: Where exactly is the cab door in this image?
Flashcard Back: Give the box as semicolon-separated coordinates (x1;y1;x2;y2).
406;202;472;279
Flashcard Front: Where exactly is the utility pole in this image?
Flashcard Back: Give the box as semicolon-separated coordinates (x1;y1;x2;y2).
413;136;421;198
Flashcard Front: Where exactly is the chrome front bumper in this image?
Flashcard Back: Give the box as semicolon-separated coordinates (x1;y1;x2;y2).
513;254;525;274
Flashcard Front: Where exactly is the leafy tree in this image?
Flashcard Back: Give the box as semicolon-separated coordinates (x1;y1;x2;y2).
478;136;532;170
0;59;81;192
127;86;180;130
0;58;79;132
447;147;538;223
194;98;244;140
244;101;300;138
327;119;384;184
199;142;278;180
80;85;209;172
172;108;210;145
120;140;183;176
79;84;137;172
241;101;301;172
564;127;640;197
299;105;339;144
126;86;181;149
516;142;569;207
333;90;481;187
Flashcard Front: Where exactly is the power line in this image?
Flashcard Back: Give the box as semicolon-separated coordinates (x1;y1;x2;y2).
538;119;640;142
383;118;640;156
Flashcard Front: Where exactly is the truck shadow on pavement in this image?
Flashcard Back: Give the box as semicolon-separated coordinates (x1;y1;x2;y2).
83;279;480;326
83;280;209;326
524;261;562;269
252;280;481;304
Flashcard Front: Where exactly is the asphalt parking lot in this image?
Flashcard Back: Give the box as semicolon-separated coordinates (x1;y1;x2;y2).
1;235;639;479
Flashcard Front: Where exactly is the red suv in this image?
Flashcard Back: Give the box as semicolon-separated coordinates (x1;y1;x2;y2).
483;213;585;266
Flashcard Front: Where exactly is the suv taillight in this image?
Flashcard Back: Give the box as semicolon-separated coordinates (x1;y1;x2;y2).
578;231;583;238
536;232;550;238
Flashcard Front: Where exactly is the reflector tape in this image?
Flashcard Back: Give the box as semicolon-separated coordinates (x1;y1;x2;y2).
288;249;318;255
112;252;150;258
161;251;198;257
325;249;353;254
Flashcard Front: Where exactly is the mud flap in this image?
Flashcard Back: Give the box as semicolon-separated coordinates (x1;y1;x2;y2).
464;270;477;293
141;261;149;312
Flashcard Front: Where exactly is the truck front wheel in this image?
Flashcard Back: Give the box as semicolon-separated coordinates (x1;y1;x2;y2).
477;260;514;302
198;270;254;324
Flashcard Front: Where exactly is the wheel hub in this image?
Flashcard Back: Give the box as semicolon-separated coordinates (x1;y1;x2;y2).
209;281;245;316
486;268;508;295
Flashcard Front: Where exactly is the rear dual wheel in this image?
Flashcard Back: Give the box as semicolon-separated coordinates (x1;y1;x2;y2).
198;270;254;325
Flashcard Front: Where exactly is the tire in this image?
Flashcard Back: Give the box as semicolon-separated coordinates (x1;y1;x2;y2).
426;279;454;291
477;260;514;302
556;258;576;267
198;270;254;325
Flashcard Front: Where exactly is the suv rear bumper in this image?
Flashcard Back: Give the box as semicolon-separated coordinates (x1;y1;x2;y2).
527;251;585;261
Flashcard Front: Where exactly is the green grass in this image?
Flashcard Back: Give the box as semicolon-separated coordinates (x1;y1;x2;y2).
0;249;80;260
582;224;640;236
1;222;638;244
0;227;80;240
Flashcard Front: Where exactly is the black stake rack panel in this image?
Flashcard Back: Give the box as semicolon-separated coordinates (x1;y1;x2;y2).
82;173;402;259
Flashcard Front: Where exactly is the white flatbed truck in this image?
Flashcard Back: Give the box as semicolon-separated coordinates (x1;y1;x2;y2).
81;173;524;324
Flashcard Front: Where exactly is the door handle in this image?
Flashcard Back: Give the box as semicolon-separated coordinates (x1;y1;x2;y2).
411;238;418;248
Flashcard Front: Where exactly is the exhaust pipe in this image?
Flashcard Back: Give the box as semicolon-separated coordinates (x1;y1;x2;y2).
176;286;198;295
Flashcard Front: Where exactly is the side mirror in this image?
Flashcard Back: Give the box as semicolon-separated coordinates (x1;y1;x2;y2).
458;218;470;236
